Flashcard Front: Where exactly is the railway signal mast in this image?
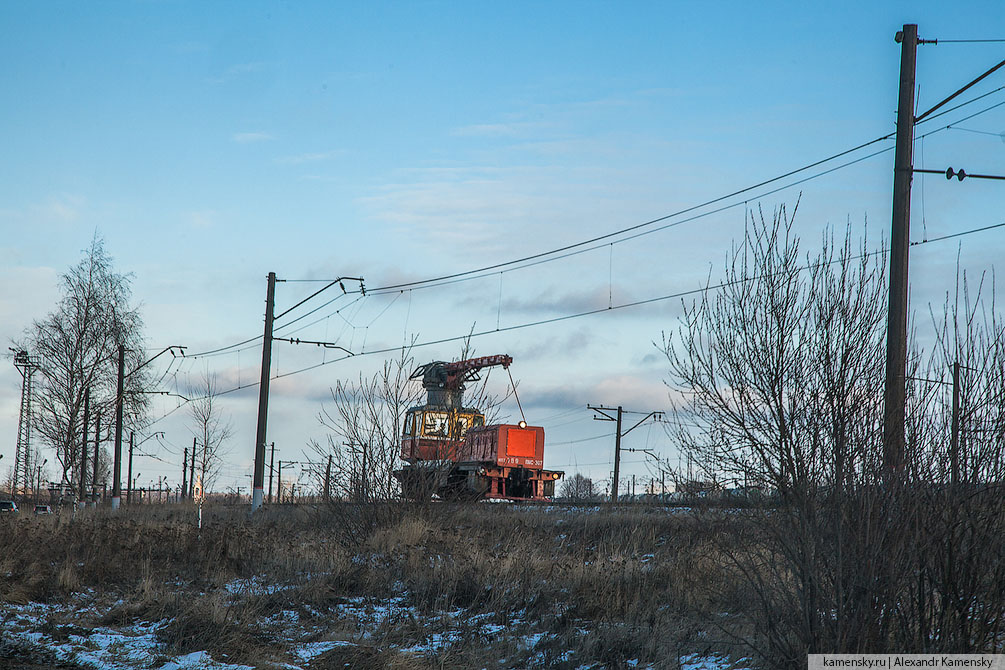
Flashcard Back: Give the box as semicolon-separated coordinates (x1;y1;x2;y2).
11;349;41;500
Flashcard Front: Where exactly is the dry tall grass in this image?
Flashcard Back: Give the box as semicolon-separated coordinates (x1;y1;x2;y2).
0;503;754;669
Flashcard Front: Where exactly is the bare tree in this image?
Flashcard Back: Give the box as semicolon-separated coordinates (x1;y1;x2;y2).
309;346;423;502
187;371;234;493
559;473;596;501
664;205;894;664
899;265;1005;652
16;234;149;488
663;205;1005;665
664;205;889;495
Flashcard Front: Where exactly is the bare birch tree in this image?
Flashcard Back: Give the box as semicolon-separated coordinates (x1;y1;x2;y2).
187;371;234;493
16;234;149;488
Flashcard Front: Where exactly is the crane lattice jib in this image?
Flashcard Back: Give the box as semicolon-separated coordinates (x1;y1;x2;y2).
443;354;512;387
410;354;512;392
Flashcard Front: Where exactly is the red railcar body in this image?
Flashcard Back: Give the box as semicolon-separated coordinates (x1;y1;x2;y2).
460;424;543;468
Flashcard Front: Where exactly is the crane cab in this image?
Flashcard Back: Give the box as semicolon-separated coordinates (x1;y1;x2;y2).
400;407;484;462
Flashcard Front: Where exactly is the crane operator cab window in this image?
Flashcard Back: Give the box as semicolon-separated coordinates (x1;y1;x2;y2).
404;410;484;439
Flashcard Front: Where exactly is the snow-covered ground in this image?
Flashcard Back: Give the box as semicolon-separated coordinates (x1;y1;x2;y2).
1;585;751;669
3;601;251;670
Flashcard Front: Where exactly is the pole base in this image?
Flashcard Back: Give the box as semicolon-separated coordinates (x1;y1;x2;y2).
251;487;264;513
111;496;120;510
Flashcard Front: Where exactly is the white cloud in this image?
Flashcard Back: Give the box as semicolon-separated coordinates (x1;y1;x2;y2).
186;210;219;228
232;132;274;144
275;151;342;165
226;61;269;75
451;122;538;138
36;194;85;223
523;374;670;413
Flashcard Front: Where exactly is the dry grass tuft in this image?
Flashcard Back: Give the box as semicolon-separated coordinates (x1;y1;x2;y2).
0;503;752;669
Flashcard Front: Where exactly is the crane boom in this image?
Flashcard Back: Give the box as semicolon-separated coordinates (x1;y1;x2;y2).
410;354;512;390
409;354;513;410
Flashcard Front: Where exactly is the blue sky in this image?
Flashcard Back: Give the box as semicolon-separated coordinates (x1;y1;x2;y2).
2;1;1004;495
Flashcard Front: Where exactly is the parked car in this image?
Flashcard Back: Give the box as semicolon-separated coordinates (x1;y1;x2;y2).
33;504;52;515
0;500;19;514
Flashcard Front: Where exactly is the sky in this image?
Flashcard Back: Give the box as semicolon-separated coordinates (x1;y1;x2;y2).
2;1;1004;497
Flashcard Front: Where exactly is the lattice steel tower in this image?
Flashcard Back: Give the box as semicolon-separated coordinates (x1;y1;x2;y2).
12;349;41;498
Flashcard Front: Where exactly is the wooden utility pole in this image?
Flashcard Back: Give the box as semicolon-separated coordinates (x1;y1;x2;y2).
112;343;125;509
883;24;918;475
324;454;332;501
181;446;188;501
252;271;277;513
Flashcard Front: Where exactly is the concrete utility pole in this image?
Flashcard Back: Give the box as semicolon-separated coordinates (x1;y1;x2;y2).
268;442;275;503
190;437;196;498
881;26;1005;473
883;23;919;475
588;405;663;503
112;343;125;509
79;391;90;504
252;271;277;513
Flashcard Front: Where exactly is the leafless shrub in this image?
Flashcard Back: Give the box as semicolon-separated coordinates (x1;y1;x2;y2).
662;204;1005;665
309;346;422;503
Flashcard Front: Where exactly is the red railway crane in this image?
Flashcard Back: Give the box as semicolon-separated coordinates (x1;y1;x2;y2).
394;354;562;501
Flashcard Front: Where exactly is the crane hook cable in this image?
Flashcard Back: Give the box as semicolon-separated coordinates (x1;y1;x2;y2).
507;367;528;427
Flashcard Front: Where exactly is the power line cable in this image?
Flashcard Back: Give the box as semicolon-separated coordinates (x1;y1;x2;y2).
161;95;1005;364
911;221;1005;246
366;132;897;293
143;213;1005;430
920;98;1005;138
914;85;1005;125
934;39;1005;43
367;144;897;297
949;127;1005;139
274;294;362;333
185;334;262;359
142;99;1005;425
